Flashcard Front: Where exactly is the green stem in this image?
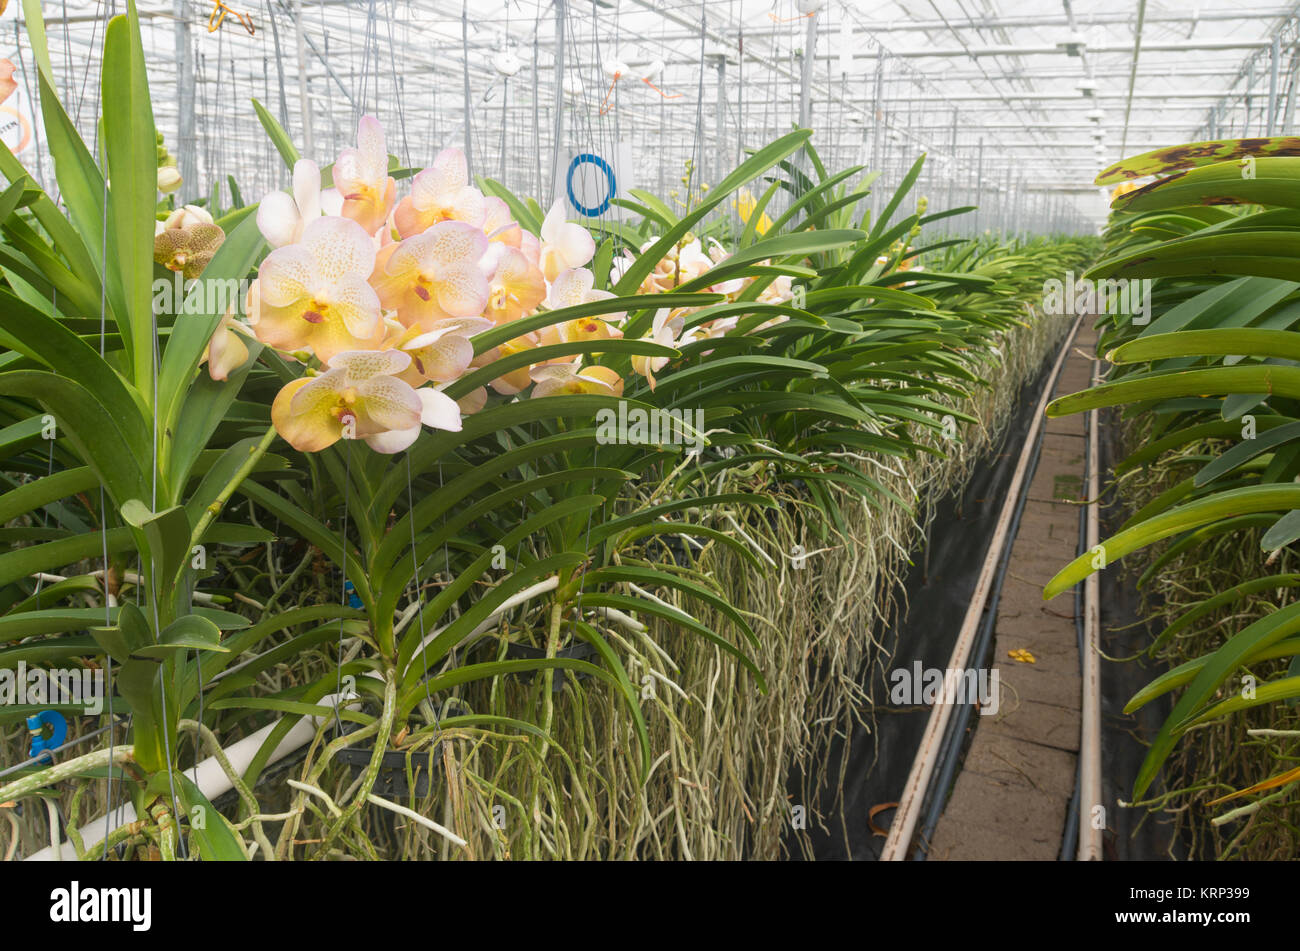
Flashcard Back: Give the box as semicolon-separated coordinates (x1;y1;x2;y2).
312;671;397;859
187;424;278;558
0;746;133;803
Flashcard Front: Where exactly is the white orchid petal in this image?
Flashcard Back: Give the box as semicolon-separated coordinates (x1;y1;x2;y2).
417;387;463;432
256;191;300;249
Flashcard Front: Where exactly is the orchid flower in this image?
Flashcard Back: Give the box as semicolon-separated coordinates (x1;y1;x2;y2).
538;200;595;281
394;148;486;238
483;197;523;248
271;349;461;454
481;243;546;325
257;159;343;248
703;239;746;296
676;239;713;283
545;267;620;314
0;59;16;106
631;308;691;390
202;311;254;381
329;116;397;236
757;274;795;305
385;316;494;386
530;362;624;398
486;335;541;395
248;216;384;362
154;205;224;279
371;220;491;331
733;187;772;236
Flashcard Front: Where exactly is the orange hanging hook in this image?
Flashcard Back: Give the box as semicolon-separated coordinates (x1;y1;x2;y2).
207;0;256;35
640;77;682;101
766;11;815;22
598;72;622;116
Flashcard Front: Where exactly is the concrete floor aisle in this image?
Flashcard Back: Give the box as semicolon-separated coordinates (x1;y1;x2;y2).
926;323;1098;860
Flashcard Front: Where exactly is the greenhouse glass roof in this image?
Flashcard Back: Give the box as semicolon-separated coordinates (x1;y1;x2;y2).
5;0;1299;232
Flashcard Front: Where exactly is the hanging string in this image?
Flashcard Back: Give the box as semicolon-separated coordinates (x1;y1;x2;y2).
384;0;412;167
333;439;352;735
97;0;117;863
151;285;188;860
405;455;436;719
31;290;56;611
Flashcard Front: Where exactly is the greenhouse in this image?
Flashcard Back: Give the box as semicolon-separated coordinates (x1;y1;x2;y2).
0;0;1294;902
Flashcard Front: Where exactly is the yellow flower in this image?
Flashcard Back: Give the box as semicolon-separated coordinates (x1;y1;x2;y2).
271;349;462;454
393;148;486;238
529;363;623;398
734;187;772;236
329;116;397;236
247;216;384;362
371;220;491;331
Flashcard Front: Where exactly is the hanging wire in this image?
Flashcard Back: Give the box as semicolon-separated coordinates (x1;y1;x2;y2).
332;439;352;735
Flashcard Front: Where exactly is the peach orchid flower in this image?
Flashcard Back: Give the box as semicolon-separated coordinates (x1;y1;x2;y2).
271;349;461;454
329;116;397;236
248;216;384;362
256;159;343;249
482;197;523;247
481;242;546;325
538;200;595;281
486;335;541;395
385;316;494;387
393;148;486;238
371;220;491;331
530;362;623;398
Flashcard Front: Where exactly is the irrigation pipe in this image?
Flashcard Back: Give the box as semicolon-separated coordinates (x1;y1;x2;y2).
881;312;1084;861
1078;354;1104;861
1059;485;1087;861
25;574;565;860
24;691;359;860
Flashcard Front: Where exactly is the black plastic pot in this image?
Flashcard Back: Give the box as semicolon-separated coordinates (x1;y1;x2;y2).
335;745;439;798
502;640;598;692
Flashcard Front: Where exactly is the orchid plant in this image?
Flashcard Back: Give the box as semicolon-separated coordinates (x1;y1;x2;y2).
0;0;1095;862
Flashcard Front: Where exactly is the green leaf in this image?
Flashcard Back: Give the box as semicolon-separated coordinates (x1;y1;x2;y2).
251;97;300;168
132;614;229;657
102;2;159;391
121;499;193;581
1044;484;1300;599
178;774;248;860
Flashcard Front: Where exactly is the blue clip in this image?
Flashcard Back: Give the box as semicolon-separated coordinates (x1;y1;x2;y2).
27;710;67;764
344;579;362;609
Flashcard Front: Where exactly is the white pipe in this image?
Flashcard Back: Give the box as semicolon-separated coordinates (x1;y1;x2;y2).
881;313;1083;861
1078;356;1104;861
25;574;565;859
25;691;355;860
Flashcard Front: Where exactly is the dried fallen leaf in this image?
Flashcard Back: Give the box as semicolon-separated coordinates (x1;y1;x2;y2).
1207;764;1300;807
868;801;899;837
1008;648;1036;664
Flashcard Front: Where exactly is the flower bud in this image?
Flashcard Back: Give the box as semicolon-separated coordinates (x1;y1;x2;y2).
157;166;183;194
